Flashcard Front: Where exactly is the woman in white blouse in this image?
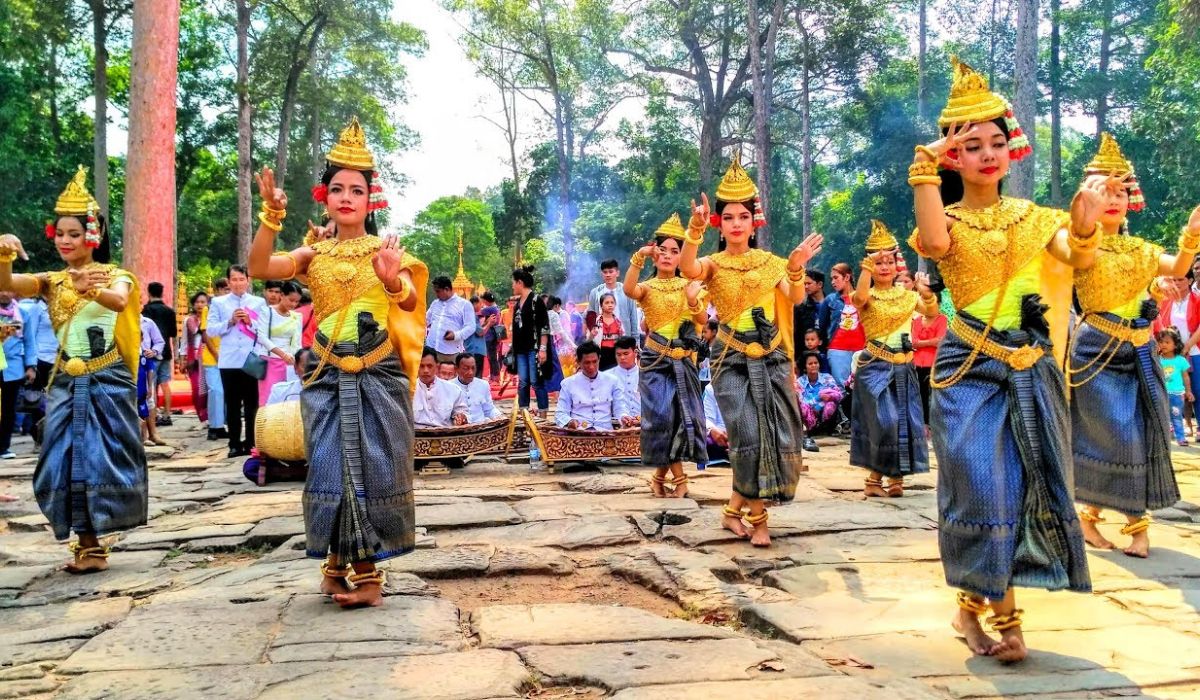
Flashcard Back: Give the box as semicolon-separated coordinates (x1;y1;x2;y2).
258;280;303;404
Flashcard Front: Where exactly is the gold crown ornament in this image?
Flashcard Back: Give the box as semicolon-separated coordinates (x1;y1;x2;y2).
937;57;1031;161
50;165;102;248
865;219;899;252
712;151;766;229
653;213;687;241
1084;132;1144;211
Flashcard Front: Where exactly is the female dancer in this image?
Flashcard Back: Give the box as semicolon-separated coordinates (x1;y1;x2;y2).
0;166;146;574
681;153;822;547
624;213;709;499
257;279;303;404
850;220;937;498
1070;133;1199;558
247;117;428;609
183;292;210;426
911;57;1110;662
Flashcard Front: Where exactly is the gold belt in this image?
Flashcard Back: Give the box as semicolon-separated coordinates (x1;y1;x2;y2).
864;342;913;364
1083;313;1152;346
645;336;690;360
949;316;1046;371
58;347;121;377
715;328;781;359
312;337;394;374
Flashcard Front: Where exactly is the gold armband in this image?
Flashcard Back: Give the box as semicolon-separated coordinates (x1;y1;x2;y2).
630;252;646;269
258;211;283;233
271;251;299;280
909;161;939;178
684;221;706;247
1068;222;1103;251
1178;227;1200;254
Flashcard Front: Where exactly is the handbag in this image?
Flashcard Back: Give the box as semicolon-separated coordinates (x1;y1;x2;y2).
17;386;44;413
503;347;517;374
241;316;268;380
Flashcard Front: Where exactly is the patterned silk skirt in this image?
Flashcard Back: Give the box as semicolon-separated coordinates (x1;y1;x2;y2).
850;343;929;478
639;327;706;468
931;310;1090;600
301;327;415;563
1071;310;1179;515
711;317;805;502
35;353;148;540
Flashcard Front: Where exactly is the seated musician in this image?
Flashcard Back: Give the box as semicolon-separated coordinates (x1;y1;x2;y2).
437;358;457;381
555;341;635;430
414;348;468;428
604;335;640;422
454;352;499;424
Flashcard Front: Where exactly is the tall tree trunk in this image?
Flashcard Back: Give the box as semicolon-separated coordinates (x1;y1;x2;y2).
236;0;252;264
273;12;327;184
310;98;322;222
91;0;110;218
800;53;812;239
747;0;783;249
988;0;999;86
1096;0;1113;134
48;43;62;154
1009;0;1038;198
124;0;180;305
505;82;521;189
699;112;720;192
1049;0;1063;205
917;0;928;126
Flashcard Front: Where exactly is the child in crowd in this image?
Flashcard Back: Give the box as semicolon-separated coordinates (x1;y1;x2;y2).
1159;328;1193;447
802;328;830;374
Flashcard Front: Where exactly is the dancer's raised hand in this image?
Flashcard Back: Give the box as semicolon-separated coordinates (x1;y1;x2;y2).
0;234;28;261
688;193;710;235
372;234;406;287
917;122;978;171
255;168;288;211
789;232;824;271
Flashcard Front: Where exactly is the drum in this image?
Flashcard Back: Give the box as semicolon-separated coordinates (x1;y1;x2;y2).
255;400;306;461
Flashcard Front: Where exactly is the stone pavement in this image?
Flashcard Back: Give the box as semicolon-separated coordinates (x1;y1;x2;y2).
2;416;1200;699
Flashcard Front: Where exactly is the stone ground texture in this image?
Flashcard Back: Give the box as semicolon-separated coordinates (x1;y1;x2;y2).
2;415;1200;699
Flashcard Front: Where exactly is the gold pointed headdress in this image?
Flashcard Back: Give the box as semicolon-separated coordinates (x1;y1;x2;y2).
938;57;1031;161
54;165;98;216
326;116;376;171
653;213;687;241
865;220;898;252
715;151;759;202
1085;132;1144;211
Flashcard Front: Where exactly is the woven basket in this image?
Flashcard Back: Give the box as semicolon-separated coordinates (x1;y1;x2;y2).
255;400;306;461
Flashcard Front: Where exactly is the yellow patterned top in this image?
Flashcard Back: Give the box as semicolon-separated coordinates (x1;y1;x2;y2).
908;197;1069;312
705;249;787;323
861;285;920;340
637;276;689;340
1075;234;1162;319
41;263;140;374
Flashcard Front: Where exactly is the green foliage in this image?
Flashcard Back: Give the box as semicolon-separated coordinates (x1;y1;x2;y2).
402;195;507;296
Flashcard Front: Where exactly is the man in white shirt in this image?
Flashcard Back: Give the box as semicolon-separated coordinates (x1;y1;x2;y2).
454;353;499;424
206;264;270;458
703;384;729;465
556;341;634;430
425;276;476;364
587;259;639;346
413;349;469;428
604;335;640;421
265;349;310;406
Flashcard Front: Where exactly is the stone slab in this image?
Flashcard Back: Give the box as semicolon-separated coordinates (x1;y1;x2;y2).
256;651;529;699
1;597;132;648
117;523;254;550
58;592;286;672
440;515;642;550
268;594;463;662
511;494;698;521
244;516;306;547
564;473;647;493
415;501;522;530
609;675;945;700
474;603;734;648
384;545;493;579
487;547;574;576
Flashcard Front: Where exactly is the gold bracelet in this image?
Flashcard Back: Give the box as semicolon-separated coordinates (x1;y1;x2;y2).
909;161;939;178
630;252;646;269
686;299;705;315
684;222;706;246
384;277;412;304
860;256;876;273
1068;222;1102;251
261;202;286;219
271;251;298;279
786;266;805;283
0;251;16;264
914;145;940;163
83;286;103;301
908;175;943;188
258;211;283;233
1178;227;1200;253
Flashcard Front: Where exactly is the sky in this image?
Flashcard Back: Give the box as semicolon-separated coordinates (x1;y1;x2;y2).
388;0;518;223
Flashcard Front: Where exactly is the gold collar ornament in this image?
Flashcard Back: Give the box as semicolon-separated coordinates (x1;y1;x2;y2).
938;57;1031;161
1084;132;1145;211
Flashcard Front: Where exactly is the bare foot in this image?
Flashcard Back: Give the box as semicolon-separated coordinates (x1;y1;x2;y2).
332;582;384;609
1124;529;1150;558
864;482;887;498
990;627;1027;663
721;514;749;539
886;480;904;498
649;475;668;498
951;609;998;656
670;480;689;500
64;554;109;575
1081;518;1115;550
749;520;771;547
320;574;352;596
